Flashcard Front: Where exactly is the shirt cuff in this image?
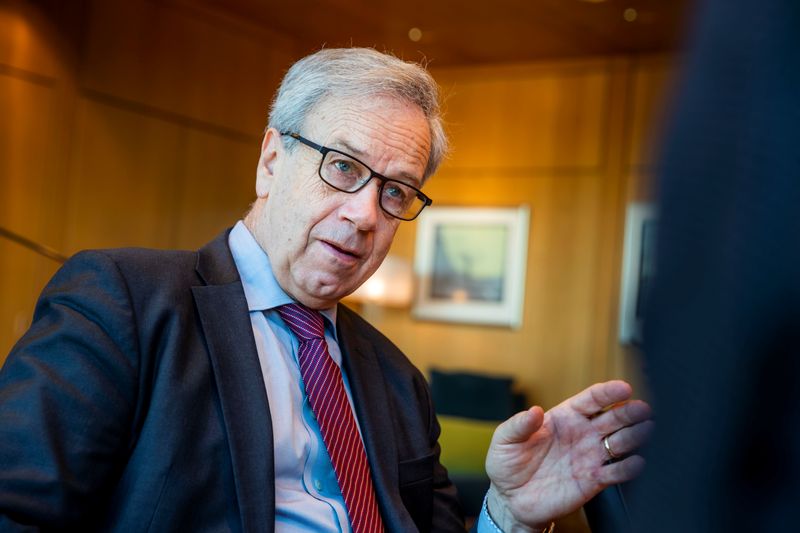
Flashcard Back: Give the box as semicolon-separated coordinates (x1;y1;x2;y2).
476;492;503;533
475;492;556;533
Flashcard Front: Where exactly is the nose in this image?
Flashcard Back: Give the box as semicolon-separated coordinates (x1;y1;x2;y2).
339;179;381;231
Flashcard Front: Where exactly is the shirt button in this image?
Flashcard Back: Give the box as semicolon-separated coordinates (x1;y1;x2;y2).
314;479;323;492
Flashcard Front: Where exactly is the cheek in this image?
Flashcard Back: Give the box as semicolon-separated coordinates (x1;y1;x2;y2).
369;222;400;262
288;177;337;219
271;177;331;235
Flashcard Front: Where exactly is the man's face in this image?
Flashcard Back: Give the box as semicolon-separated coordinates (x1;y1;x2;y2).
248;95;431;309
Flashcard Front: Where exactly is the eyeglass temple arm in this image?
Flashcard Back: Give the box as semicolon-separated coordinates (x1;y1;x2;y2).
280;131;326;153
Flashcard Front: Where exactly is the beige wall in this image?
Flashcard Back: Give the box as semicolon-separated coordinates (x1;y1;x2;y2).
1;1;675;413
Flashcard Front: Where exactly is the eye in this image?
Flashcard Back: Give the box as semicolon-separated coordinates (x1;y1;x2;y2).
385;184;406;200
383;182;412;209
321;151;368;191
334;159;353;174
325;154;362;180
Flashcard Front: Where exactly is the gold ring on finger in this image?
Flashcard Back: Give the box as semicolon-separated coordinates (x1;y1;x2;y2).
603;435;621;460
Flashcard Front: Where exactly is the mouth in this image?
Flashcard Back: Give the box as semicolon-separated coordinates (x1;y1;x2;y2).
320;239;363;262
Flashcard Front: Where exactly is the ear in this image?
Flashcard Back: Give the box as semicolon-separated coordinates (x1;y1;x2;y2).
255;128;283;198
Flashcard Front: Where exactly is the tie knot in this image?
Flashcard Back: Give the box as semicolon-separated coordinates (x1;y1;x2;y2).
277;303;325;341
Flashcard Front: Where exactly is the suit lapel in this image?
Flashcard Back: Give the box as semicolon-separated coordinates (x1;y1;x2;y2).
337;307;418;532
192;231;275;533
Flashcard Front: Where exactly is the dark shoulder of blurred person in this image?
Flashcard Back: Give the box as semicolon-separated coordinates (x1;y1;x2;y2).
630;0;800;531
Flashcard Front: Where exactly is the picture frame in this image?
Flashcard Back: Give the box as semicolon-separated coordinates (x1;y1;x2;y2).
412;206;530;328
618;202;658;345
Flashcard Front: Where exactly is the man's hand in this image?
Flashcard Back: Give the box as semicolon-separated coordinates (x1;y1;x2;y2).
484;380;652;531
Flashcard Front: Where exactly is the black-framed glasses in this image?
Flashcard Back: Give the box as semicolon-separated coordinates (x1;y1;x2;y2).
281;131;432;221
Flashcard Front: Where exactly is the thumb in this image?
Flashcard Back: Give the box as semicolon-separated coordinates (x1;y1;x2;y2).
494;406;545;445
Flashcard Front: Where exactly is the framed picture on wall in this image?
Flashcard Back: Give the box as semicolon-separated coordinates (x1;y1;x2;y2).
618;202;658;345
412;206;530;328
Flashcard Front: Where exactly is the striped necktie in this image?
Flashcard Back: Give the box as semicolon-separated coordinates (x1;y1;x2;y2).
277;303;384;533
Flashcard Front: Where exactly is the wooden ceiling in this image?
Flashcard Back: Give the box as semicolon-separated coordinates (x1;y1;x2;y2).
188;0;693;66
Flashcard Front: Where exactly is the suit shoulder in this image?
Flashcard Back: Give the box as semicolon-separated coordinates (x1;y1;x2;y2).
54;247;205;308
90;246;196;270
74;246;198;280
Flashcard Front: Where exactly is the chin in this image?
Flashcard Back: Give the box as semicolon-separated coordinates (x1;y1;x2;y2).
300;283;354;308
307;271;362;296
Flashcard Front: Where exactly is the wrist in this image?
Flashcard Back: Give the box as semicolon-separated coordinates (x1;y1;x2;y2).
485;485;554;533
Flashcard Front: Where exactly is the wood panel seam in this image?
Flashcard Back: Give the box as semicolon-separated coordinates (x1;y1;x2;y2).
0;63;57;87
80;88;261;144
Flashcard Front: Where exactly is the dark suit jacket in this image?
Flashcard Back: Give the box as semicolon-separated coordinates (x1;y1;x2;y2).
0;230;464;532
629;0;800;530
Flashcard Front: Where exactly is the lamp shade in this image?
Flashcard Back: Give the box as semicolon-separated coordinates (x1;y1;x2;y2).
347;255;414;307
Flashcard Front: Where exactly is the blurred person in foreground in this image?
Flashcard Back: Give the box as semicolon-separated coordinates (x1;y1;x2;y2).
0;48;651;532
631;0;800;531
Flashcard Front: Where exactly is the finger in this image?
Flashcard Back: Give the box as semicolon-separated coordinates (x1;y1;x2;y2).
591;399;652;435
493;406;545;445
603;420;654;458
569;380;633;417
597;455;646;486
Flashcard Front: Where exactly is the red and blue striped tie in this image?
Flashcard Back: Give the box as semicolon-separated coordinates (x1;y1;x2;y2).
277;303;384;533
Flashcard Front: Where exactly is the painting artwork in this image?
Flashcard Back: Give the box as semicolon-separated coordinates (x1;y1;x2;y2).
431;223;508;302
413;206;530;327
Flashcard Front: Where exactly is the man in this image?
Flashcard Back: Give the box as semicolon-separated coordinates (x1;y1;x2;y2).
0;48;651;532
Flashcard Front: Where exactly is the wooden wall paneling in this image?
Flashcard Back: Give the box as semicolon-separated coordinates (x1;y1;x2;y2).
0;75;58;234
434;60;609;173
171;128;260;249
0;73;65;361
627;56;677;175
81;0;298;136
0;2;81;362
62;97;184;252
0;3;63;79
0;0;76;233
583;58;645;389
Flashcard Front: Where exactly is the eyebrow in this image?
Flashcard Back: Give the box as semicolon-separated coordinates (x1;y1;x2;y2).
332;139;424;189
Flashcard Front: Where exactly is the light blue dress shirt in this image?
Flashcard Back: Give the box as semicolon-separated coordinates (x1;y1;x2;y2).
229;222;356;532
228;221;496;532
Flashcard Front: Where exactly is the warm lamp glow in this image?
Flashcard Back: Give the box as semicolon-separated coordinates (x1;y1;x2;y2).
364;278;387;300
348;255;414;307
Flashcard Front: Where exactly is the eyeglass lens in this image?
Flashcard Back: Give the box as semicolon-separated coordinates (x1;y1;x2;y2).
320;150;423;219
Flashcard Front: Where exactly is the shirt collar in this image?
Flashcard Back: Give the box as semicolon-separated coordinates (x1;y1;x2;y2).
228;221;338;336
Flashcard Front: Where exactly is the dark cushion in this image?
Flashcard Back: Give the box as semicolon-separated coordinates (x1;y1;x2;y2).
430;368;517;421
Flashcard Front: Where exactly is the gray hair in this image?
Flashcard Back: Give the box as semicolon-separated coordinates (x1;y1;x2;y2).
268;48;448;181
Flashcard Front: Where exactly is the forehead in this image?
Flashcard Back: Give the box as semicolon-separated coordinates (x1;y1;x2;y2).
302;95;431;183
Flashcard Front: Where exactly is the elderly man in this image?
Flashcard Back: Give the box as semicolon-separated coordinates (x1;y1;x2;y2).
0;48;651;532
